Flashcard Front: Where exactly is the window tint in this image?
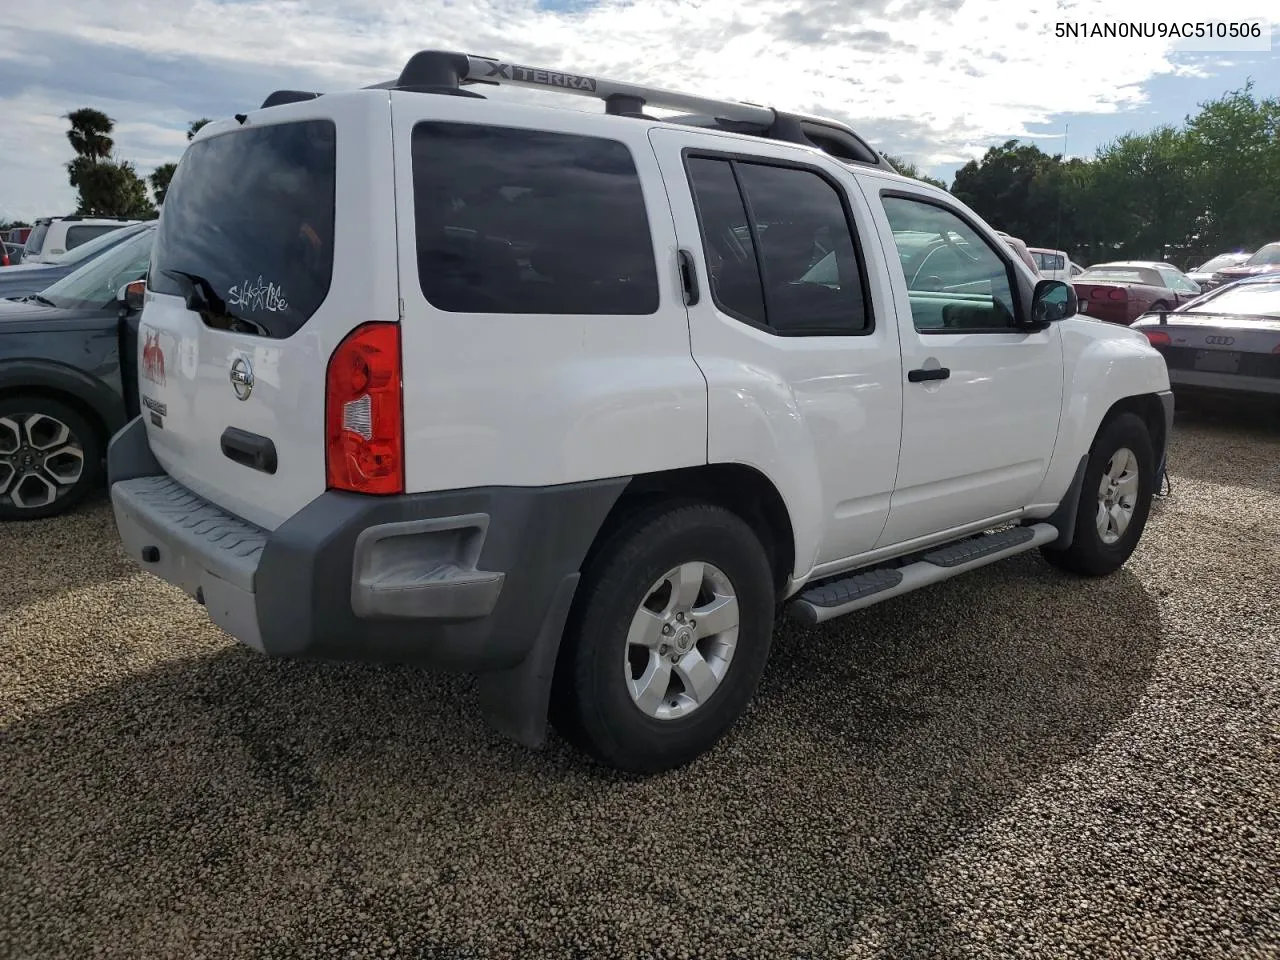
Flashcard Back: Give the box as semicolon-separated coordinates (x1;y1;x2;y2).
685;157;767;325
24;221;49;255
687;157;870;335
1246;243;1280;266
881;196;1019;331
150;119;337;339
65;224;122;250
412;122;658;315
1043;252;1065;271
1079;266;1161;285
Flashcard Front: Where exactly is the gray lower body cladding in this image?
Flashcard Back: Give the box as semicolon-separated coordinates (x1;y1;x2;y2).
107;416;627;675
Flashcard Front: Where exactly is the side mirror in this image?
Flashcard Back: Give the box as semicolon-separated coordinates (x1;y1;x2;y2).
1030;278;1076;324
118;279;146;312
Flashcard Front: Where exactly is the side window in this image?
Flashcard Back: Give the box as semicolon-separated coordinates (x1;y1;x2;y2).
881;195;1020;332
687;156;871;336
1158;268;1197;293
65;224;119;250
411;122;658;315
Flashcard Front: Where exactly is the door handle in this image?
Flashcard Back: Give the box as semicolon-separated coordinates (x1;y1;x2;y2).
677;249;700;306
907;367;950;383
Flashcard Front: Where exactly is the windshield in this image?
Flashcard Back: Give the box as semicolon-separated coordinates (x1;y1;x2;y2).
1194;254;1245;273
1185;282;1280;319
40;226;155;309
58;221;150;266
1245;243;1280;266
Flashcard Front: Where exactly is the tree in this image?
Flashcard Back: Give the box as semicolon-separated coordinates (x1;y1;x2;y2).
64;108;114;165
149;163;177;206
187;118;211;141
882;153;948;190
63;108;155;219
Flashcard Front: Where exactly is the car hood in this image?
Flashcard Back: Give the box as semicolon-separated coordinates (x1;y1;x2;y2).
0;264;73;300
0;296;117;331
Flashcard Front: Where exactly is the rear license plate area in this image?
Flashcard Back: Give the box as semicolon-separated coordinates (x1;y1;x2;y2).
1194;349;1241;374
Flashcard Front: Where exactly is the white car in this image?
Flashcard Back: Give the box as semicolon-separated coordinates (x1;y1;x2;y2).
108;50;1173;773
1029;247;1085;282
21;216;142;264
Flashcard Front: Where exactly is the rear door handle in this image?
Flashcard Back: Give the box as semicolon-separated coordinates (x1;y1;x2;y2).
677;249;700;306
907;367;951;383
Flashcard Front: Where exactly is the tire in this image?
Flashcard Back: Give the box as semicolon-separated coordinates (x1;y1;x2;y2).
553;501;776;774
1042;411;1155;576
0;396;102;521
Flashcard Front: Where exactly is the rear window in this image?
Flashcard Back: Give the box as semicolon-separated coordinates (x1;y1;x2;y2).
149;119;337;339
65;223;123;250
411;121;658;315
24;221;49;255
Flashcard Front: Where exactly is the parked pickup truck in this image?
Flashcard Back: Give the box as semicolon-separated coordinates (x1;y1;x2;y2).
107;51;1174;773
1;224;153;518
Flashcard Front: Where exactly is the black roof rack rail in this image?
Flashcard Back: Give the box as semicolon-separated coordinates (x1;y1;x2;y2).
257;48;894;171
261;90;323;109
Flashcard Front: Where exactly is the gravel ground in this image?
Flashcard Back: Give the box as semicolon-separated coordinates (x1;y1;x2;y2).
2;398;1278;959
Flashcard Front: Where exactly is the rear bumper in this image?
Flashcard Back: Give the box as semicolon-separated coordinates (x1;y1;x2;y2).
108;416;627;672
1167;369;1280;397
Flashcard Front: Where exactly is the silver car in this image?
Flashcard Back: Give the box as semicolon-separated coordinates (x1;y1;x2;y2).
1133;276;1280;398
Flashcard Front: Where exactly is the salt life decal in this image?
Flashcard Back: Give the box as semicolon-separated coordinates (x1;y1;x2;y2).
227;276;289;313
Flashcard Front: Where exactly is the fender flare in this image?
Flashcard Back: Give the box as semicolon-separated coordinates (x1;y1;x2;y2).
0;358;128;439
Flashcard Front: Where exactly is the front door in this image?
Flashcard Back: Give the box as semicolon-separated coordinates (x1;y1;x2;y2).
860;185;1065;547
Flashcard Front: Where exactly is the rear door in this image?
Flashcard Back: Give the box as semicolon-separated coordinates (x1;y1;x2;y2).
648;127;904;568
139;93;399;529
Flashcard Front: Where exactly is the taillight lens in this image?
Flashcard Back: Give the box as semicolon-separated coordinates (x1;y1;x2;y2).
325;322;403;495
1108;288;1127;301
1143;330;1171;347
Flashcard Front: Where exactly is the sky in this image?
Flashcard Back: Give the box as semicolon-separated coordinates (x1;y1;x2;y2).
0;0;1276;223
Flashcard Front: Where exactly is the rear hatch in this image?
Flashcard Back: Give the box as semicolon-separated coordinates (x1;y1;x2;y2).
137;94;399;530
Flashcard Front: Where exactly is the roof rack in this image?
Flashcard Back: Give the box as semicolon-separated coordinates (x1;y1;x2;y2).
260;49;893;171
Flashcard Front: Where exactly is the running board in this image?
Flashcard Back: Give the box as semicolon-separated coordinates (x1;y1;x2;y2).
788;523;1059;625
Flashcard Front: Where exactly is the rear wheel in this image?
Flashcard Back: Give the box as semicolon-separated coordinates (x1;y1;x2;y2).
1042;412;1154;576
0;396;101;521
554;502;776;773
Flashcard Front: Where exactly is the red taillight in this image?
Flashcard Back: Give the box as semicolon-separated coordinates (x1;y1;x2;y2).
325;322;404;495
1143;330;1171;347
1108;288;1127;301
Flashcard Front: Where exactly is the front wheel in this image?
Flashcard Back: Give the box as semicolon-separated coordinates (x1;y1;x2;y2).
0;397;101;521
554;502;776;774
1042;411;1155;576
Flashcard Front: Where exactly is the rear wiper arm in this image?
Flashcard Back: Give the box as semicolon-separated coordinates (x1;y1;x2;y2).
26;294;57;307
161;269;268;336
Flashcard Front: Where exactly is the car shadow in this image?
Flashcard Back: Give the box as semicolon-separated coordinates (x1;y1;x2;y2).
0;494;134;610
0;552;1162;957
1167;395;1280;496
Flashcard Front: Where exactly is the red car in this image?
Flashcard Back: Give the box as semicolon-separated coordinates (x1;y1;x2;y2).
1072;261;1202;325
1206;241;1280;290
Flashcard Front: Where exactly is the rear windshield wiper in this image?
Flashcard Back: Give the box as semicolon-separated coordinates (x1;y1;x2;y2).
162;269;269;336
22;293;58;307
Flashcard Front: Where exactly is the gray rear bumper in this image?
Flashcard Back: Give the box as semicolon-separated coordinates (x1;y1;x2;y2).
107;416;626;674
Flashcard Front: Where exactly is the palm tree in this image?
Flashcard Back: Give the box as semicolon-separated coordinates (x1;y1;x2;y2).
187;118;211;141
64;108;114;164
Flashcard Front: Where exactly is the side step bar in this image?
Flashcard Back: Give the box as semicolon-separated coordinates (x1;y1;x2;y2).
788;523;1059;625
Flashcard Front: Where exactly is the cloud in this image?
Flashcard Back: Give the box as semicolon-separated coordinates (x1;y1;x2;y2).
0;0;1276;220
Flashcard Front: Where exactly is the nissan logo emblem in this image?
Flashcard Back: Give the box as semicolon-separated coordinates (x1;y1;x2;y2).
1204;335;1235;346
229;356;254;401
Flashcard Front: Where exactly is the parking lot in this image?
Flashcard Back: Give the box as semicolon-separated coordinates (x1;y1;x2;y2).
1;400;1276;959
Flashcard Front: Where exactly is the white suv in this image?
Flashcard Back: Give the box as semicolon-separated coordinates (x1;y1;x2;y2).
109;50;1173;773
22;216;142;264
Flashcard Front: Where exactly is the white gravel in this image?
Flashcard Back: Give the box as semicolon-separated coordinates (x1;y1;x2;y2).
2;398;1278;959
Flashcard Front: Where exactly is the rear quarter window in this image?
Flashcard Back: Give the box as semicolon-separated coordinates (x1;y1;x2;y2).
149;119;337;339
65;223;122;250
411;121;659;315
